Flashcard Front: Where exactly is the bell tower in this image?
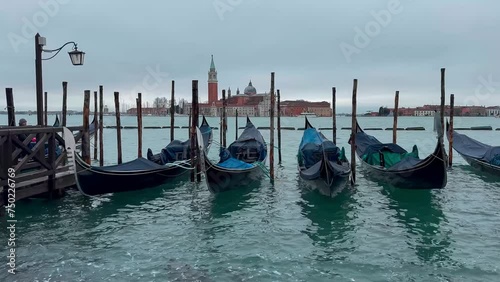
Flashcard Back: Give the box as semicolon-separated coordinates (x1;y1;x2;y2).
208;55;218;104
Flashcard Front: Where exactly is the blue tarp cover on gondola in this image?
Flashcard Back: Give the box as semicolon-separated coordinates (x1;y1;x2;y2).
227;120;267;163
92;157;166;172
298;128;340;169
451;130;500;165
147;118;212;165
160;140;191;164
217;157;254;169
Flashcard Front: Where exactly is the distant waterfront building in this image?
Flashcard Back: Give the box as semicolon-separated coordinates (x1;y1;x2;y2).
486;106;500;116
185;56;331;117
280;100;332;117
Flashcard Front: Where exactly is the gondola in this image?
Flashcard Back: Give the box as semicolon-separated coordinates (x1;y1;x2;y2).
53;115;60;127
203;117;267;193
64;128;192;196
446;121;500;176
352;120;447;189
74;115;97;142
297;117;351;197
146;115;213;165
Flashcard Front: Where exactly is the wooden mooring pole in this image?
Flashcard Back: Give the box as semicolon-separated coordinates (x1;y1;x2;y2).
190;80;200;182
277;89;282;164
99;85;104;166
449;94;454;166
219;108;222;145
44;91;48;126
188;111;191;139
235;109;238;140
393;90;399;144
114;92;122;164
270;72;275;183
137;93;143;158
82;90;91;165
170;80;175;142
440;68;446;134
332;87;336;143
350;79;358;185
221;89;227;148
6;88;15;126
62;81;67;127
93;91;98;160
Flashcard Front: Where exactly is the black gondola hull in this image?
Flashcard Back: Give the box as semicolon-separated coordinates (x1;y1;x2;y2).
355;119;447;189
446;122;500;178
299;171;350;197
358;140;447;189
204;158;263;193
74;155;190;196
460;153;500;177
299;160;351;197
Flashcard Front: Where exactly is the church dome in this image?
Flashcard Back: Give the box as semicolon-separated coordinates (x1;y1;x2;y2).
244;80;257;95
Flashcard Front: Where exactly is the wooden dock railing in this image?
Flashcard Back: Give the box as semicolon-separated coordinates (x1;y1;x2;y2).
0;125;84;205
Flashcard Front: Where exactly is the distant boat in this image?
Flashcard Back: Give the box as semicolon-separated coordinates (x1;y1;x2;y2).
299;112;317;117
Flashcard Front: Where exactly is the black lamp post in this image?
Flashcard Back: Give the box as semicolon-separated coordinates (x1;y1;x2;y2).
35;33;85;126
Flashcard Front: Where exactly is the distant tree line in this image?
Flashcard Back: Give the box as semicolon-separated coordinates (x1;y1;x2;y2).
378;106;391;116
151;97;188;115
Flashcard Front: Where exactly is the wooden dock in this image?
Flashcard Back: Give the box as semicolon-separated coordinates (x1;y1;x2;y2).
0;125;84;209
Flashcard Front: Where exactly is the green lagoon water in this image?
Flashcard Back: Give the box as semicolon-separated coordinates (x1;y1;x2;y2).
1;115;500;281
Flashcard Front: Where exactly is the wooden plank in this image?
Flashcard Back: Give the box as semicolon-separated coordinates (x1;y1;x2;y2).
15;170;74;201
1;165;69;187
14;133;50;171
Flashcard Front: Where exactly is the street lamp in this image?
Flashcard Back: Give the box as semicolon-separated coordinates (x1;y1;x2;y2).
35;33;85;126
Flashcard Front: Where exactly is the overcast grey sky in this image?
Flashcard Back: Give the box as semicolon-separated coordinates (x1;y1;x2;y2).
1;0;499;113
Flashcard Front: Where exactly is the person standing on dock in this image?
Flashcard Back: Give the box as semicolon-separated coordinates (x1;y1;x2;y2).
18;118;28;141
